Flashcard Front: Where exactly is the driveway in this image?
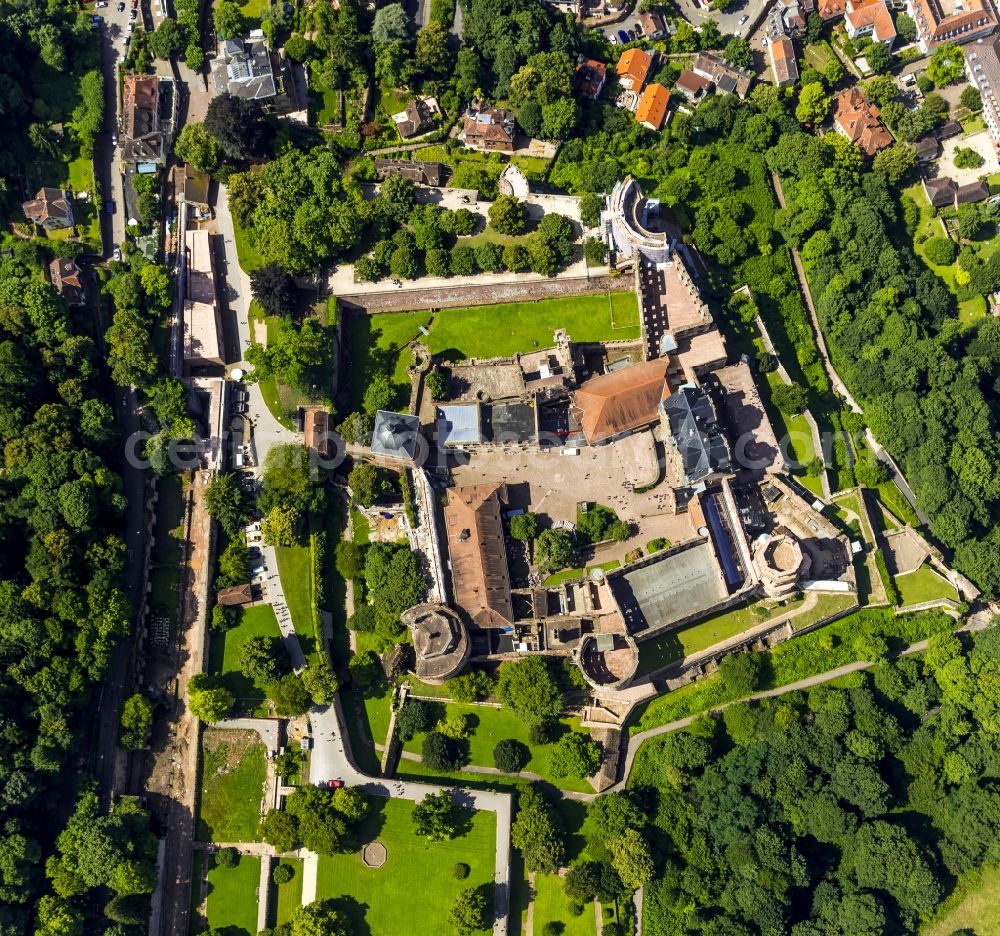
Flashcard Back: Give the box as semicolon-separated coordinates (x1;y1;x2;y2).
213;184;300;465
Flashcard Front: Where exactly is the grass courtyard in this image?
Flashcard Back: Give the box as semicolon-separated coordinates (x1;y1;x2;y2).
205;853;261;935
396;702;595;793
196;729;266;843
148;474;185;634
209;603;286;713
314;797;495;936
533;873;596;936
895;563;958;607
272;858;304;927
345;294;640;411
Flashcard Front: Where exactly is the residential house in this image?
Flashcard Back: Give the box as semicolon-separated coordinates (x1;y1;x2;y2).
844;0;897;44
769;37;800;87
392;96;442;140
635;83;671;130
211;30;298;112
965;37;1000;152
575;58;608;100
674;69;713;101
616;48;654;92
374;159;444;187
637;10;668;38
49;258;86;306
217;584;253;606
21;187;73;231
936;118;964;139
691;51;754;98
459;102;516;152
832;86;893;156
906;0;996;52
121;74;172;164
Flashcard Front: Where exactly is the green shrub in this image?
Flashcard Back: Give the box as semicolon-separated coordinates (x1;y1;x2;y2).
875;550;901;606
924;236;956;266
453;862;470;879
273;863;295;885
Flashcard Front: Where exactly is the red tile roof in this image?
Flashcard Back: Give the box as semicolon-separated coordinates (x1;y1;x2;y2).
635;83;670;130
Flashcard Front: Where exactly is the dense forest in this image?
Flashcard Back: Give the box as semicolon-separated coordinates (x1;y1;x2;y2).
0;239;138;934
631;621;1000;934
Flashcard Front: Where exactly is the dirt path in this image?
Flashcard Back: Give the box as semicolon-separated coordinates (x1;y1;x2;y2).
147;475;214;936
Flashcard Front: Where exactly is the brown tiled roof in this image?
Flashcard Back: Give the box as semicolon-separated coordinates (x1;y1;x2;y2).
616;48;653;89
217;583;253;605
635;83;670;130
442;483;513;629
304;408;330;456
637;10;666;35
817;0;845;19
675;69;712;97
461;104;516;148
22;187;73;225
833;87;892;156
573;358;674;444
49;258;85;305
691;52;753;98
923;176;957;207
122;74;162;162
957;180;990;203
576;59;607;100
770;37;799;85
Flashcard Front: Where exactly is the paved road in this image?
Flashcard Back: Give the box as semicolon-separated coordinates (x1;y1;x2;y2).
214;185;299;463
260;544;307;671
214;717;283;752
309;697;513;936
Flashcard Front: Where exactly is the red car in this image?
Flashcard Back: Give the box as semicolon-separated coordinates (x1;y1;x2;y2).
327;779;344;789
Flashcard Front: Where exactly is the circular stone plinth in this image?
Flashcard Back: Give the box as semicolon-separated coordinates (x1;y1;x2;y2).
362;842;387;868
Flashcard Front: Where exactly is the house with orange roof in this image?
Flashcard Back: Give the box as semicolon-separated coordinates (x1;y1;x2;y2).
817;0;846;18
635;83;671;130
845;0;897;45
616;48;654;92
769;36;799;87
832;87;893;156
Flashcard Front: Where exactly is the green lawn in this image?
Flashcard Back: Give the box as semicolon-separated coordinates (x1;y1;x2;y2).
804;41;835;71
762;369;823;497
533;873;596;936
314;797;495;936
209;603;286;713
197;729;266;843
362;682;394;747
875;479;920;528
399;703;595;793
272;858;304;927
426;293;640;360
635;596;808;676
206;853;261;935
788;592;859;630
233;216;265;272
924;864;1000;936
275;542;315;654
543;567;585;586
346;295;640;413
895;564;958;607
351;508;371;545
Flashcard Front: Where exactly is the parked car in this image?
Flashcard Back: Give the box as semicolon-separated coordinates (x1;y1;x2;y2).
105;201;115;215
96;1;108;6
634;22;644;36
90;15;101;29
123;35;130;48
130;8;137;18
626;29;636;40
112;247;122;262
116;1;125;11
617;28;629;42
127;21;134;32
738;13;749;23
111;131;118;146
609;34;618;45
327;779;344;789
